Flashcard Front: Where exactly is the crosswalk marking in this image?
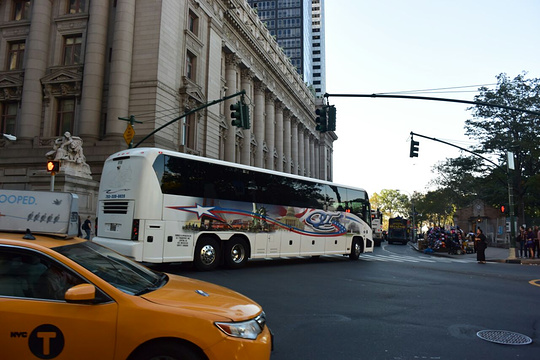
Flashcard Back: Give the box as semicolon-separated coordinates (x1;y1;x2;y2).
359;253;476;264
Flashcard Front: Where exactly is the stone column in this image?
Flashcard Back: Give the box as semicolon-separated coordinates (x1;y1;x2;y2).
224;54;240;162
79;0;110;140
275;102;284;172
310;135;316;179
240;69;254;166
253;82;266;168
291;119;298;175
304;131;310;177
314;140;320;180
19;0;52;140
265;93;276;170
283;112;292;173
298;126;305;176
106;0;136;137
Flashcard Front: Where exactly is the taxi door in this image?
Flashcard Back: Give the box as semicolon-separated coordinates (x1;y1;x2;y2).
0;247;118;360
1;298;118;360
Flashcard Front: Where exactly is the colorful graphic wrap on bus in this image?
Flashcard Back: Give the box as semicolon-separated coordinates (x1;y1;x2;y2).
168;204;361;237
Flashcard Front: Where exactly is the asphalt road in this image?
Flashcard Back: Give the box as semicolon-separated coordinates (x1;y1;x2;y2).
160;243;540;360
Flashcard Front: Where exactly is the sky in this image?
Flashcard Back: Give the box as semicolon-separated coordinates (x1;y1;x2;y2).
325;0;540;198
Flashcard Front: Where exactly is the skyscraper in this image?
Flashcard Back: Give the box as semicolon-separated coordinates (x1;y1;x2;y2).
311;0;326;97
249;0;326;97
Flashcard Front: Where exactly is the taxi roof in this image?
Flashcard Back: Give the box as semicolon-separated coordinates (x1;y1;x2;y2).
0;231;86;249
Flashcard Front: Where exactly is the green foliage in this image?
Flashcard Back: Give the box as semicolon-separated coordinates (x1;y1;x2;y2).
464;72;540;223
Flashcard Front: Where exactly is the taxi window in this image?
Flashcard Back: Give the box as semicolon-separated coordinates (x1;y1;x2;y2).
0;247;110;303
54;241;165;295
0;248;93;301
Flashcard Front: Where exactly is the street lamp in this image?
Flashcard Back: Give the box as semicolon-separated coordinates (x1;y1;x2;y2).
2;133;17;141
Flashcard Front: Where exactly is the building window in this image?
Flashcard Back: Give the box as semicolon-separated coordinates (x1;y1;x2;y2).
67;0;86;14
63;35;82;65
182;113;196;149
7;41;25;70
1;102;18;135
188;10;199;36
56;98;75;135
186;51;196;81
12;0;30;21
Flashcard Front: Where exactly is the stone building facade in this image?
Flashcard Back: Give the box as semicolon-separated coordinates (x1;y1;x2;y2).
453;199;508;245
0;0;335;197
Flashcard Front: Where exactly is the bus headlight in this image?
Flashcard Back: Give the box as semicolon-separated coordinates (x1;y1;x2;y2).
215;313;266;340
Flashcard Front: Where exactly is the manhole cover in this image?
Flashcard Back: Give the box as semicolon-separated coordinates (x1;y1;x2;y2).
477;330;532;345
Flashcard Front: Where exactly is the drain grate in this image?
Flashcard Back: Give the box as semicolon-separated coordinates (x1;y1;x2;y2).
477;330;532;345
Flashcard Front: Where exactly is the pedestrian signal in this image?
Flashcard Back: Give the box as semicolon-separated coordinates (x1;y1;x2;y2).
47;160;60;173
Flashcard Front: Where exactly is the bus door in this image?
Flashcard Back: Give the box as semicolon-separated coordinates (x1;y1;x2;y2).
141;220;166;262
252;233;272;258
162;223;194;263
280;229;300;257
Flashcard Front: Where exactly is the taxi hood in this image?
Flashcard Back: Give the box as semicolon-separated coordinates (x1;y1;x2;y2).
140;274;262;322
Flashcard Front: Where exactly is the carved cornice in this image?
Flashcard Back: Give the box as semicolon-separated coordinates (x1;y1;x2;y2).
179;77;206;110
41;66;83;101
0;71;23;101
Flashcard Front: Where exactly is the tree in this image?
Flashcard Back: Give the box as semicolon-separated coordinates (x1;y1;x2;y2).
376;189;410;218
465;72;540;224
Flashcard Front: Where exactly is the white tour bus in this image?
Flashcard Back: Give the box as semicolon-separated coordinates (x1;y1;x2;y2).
93;148;374;270
371;209;383;246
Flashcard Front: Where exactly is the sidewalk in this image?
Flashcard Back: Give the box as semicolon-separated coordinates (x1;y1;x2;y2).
409;242;540;265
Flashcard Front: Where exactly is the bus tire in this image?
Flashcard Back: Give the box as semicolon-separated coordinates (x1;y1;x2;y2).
194;237;220;271
349;238;362;260
224;237;249;269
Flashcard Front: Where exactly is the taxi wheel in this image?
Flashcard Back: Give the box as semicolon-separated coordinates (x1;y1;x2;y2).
194;237;220;271
224;237;249;269
349;238;362;260
130;340;204;360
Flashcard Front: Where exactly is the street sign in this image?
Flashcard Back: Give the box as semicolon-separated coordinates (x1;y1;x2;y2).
123;124;135;146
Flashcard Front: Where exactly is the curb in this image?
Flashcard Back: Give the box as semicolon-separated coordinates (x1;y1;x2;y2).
408;242;540;265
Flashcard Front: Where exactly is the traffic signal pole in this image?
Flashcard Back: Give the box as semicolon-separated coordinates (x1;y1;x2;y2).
324;93;532;261
133;90;246;148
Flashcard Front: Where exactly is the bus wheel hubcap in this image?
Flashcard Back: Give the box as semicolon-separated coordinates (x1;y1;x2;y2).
355;243;361;256
200;245;216;265
231;244;245;263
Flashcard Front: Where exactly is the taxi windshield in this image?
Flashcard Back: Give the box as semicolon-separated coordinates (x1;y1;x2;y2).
54;241;166;295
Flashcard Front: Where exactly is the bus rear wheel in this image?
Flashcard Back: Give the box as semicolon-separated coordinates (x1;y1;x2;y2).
349;238;362;260
194;237;220;271
224;237;249;269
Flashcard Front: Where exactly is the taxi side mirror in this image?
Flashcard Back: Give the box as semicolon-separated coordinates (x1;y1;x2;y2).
65;283;96;302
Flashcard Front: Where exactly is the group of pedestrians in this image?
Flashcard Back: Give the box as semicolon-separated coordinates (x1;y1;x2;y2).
423;226;488;264
516;225;540;259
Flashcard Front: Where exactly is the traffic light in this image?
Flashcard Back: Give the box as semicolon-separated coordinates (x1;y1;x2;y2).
230;100;250;129
230;101;243;128
500;205;507;214
327;105;336;131
409;138;419;158
241;102;250;129
315;106;327;132
46;160;60;173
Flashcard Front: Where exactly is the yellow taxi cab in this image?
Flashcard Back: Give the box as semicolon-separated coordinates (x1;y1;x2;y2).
0;190;272;360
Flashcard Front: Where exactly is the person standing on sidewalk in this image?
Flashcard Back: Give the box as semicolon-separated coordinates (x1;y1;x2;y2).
82;216;92;240
517;226;527;258
526;227;535;258
534;225;540;259
475;227;487;264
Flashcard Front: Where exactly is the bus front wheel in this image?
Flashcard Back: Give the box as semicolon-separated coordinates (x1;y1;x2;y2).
194;237;220;271
349;239;362;260
224;237;249;269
